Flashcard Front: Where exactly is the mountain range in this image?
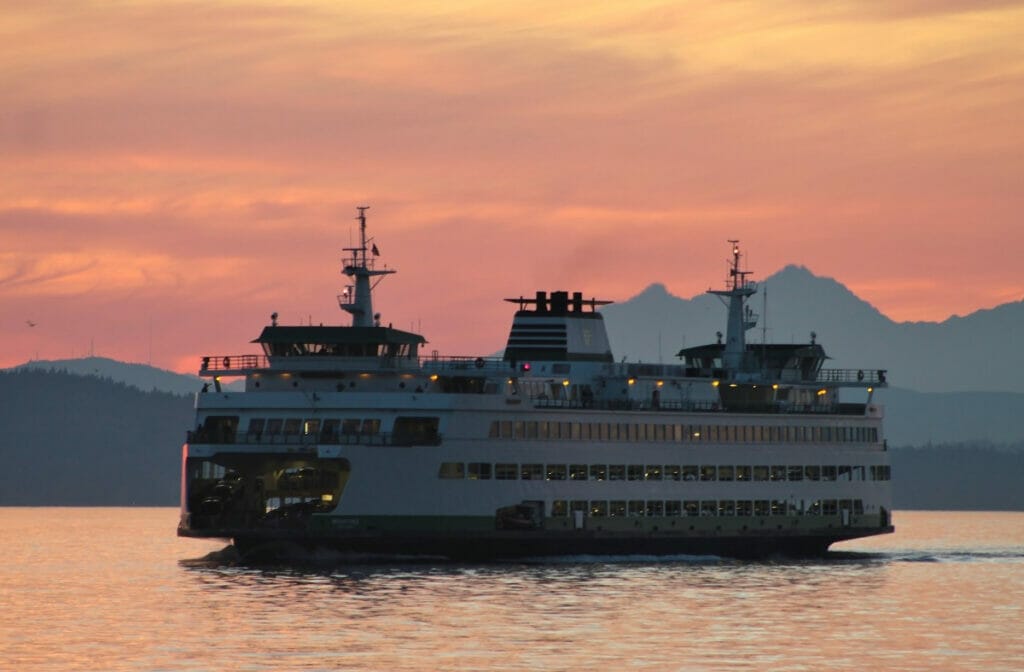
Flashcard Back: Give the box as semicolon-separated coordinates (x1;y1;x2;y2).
600;266;1024;394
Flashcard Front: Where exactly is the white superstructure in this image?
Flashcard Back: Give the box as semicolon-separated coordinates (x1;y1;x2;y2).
179;210;893;560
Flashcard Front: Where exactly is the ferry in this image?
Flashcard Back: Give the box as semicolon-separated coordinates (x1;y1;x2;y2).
178;208;894;560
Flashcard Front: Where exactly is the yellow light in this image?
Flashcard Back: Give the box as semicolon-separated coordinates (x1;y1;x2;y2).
628;378;636;385
693;431;701;438
817;389;827;396
562;379;570;387
867;387;874;393
429;374;439;381
359;373;372;379
321;494;333;502
506;378;513;385
772;384;779;390
729;383;738;388
712;380;720;388
656;380;664;387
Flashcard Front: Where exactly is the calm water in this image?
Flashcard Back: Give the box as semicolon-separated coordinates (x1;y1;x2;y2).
1;510;1022;671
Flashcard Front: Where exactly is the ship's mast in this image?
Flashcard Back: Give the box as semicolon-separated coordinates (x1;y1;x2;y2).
708;240;758;375
339;206;395;327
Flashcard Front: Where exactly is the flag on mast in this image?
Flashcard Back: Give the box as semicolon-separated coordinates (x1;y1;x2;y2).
371;244;380;256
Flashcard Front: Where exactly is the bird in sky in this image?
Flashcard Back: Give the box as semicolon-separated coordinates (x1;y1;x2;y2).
26;320;36;327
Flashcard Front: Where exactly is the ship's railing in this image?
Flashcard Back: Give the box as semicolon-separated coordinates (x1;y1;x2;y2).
187;429;443;447
200;354;269;373
420;355;513;372
531;398;868;415
815;368;887;385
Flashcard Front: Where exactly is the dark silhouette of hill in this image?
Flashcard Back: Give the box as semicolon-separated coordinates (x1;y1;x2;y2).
891;443;1024;510
602;267;1024;393
0;370;192;505
11;356;209;396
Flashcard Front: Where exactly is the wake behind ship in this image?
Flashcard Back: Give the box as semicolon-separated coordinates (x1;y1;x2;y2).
178;209;893;560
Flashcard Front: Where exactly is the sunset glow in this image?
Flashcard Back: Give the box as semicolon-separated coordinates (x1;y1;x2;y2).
3;1;1022;372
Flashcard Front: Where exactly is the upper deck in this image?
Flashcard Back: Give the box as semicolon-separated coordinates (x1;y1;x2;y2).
194;219;886;416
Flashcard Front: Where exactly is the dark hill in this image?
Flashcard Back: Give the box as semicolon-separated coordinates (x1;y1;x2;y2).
0;370;192;505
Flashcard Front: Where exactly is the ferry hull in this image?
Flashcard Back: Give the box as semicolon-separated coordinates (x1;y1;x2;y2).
179;523;895;562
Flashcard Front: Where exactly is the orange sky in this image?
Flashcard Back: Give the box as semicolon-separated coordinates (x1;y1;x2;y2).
3;1;1023;373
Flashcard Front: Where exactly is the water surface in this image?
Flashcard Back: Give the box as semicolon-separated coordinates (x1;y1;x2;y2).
2;509;1021;671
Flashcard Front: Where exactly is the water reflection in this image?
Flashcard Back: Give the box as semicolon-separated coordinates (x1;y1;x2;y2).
5;509;1021;671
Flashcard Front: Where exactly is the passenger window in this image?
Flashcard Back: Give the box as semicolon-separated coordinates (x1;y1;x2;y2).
393;416;440;445
495;463;518;480
628;501;645;517
590;501;608;517
788;465;804;481
283;418;301;436
546;464;567;481
569;464;588;480
609;465;626;481
320;419;340;442
589;464;607;481
521;464;543;480
770;465;786;481
683;465;699;481
645;465;663;481
609;500;627;517
718;466;734;482
683;500;699;517
246;418;265;439
467;463;491;480
551;500;568;517
646;501;664;517
665;500;682;516
700;465;716;481
627;465;644;481
438;462;465;479
735;466;751;481
753;465;769;481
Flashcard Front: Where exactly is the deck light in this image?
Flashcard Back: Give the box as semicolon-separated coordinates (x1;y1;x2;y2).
429;374;439;381
772;384;779;390
627;378;636;385
711;380;720;387
656;380;664;387
562;379;570;387
729;383;738;388
867;387;874;393
817;389;827;396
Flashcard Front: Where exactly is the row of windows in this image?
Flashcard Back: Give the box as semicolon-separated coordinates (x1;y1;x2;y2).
245;417;382;438
439;462;892;482
550;498;866;518
488;420;878;444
